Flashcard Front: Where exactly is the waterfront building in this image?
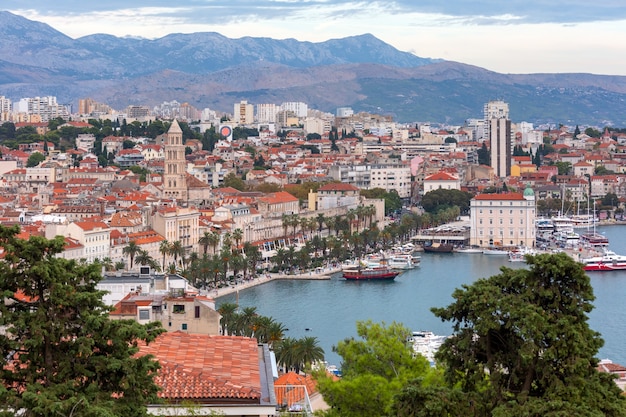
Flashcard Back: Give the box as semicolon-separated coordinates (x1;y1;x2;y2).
150;206;200;254
162;119;188;203
469;185;536;248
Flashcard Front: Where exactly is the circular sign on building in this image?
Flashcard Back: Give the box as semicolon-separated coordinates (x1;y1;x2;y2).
219;125;233;140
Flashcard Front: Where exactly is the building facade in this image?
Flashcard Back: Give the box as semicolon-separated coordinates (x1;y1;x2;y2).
162;119;188;203
469;186;536;248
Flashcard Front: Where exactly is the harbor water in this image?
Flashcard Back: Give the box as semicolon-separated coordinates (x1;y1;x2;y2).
218;225;626;368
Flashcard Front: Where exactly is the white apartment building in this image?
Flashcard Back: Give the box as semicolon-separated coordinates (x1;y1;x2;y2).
0;96;11;121
233;100;254;124
255;103;278;124
14;96;70;122
370;165;412;198
336;107;354;117
280;101;308;118
328;164;412;199
469;186;536;248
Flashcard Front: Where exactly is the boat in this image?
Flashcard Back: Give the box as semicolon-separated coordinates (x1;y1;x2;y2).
455;246;483;254
580;232;610;247
582;250;626;271
408;331;448;363
342;265;400;280
388;254;419;269
508;246;537;262
482;248;509;255
571;214;597;229
422;242;454;253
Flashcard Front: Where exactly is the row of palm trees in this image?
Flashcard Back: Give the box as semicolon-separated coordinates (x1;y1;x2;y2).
281;204;378;243
217;303;324;374
117;205;458;282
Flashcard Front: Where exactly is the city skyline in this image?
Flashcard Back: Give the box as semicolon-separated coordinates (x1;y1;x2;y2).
5;1;626;77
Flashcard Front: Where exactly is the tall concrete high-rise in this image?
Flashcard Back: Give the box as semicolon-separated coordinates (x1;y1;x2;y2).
485;101;511;177
163;119;188;203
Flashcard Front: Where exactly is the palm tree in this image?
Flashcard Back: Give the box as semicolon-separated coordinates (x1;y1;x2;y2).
230;253;246;280
198;232;212;255
100;257;114;272
324;216;336;236
232;228;243;251
134;249;154;268
159;240;170;272
346;208;357;233
169;240;185;269
208;231;221;255
275;337;299;373
296;336;325;374
243;242;261;279
235;306;258;337
122;241;140;270
315;213;326;234
217;302;239;335
281;213;290;240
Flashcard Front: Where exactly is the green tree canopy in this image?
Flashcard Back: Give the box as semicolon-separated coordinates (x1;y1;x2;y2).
420;188;473;215
0;225;164;416
397;253;626;416
359;188;402;215
26;152;45;167
222;172;247;191
316;320;434;417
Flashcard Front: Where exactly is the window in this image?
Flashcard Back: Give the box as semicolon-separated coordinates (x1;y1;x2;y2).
173;304;185;314
139;309;150;320
182;323;188;330
195;306;200;318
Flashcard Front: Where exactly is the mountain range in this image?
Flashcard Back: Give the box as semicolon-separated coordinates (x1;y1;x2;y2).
1;10;626;126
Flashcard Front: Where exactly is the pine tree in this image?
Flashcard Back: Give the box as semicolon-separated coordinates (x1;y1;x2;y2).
0;225;164;416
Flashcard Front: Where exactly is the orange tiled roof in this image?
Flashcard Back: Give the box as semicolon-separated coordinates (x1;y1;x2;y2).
474;192;525;201
137;332;262;401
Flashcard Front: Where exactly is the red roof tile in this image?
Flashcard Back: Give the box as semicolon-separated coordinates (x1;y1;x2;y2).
137;332;262;401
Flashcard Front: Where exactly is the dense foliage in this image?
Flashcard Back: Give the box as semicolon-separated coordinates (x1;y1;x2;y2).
315;321;436;417
0;225;165;417
420;188;473;215
394;252;626;416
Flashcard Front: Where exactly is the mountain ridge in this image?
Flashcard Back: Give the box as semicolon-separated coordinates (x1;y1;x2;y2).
1;11;626;125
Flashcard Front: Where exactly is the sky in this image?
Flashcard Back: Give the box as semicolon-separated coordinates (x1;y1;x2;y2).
6;1;626;76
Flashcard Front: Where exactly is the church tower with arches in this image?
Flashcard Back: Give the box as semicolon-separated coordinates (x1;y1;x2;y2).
163;119;188;203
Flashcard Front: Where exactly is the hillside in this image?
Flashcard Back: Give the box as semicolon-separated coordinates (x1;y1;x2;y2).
1;11;626;125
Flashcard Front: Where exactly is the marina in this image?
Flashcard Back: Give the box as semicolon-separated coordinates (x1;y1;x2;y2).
218;225;626;368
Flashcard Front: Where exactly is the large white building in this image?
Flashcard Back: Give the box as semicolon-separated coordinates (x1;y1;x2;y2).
14;96;70;121
233;100;254;124
328;164;412;199
485;100;512;178
280;101;308;118
469;186;536;248
255;103;278;124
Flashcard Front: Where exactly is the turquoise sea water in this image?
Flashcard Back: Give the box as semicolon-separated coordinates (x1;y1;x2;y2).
218;225;626;367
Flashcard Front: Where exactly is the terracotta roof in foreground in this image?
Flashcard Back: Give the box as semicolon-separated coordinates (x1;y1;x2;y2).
137;332;262;401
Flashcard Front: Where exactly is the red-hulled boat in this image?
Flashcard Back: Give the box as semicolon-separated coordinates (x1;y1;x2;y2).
342;266;400;281
582;250;626;271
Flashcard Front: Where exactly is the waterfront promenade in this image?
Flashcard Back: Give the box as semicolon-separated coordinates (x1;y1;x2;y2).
210;266;341;299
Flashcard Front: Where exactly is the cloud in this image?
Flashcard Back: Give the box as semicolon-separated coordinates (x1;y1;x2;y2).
8;0;626;28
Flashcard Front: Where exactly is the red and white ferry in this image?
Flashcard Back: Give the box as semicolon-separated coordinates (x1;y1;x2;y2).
582;250;626;271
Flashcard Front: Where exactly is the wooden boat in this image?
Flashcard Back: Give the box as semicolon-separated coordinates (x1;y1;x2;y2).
342;265;400;281
422;242;454;253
